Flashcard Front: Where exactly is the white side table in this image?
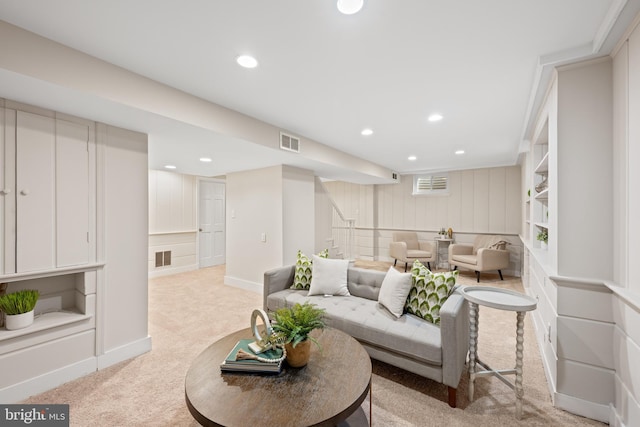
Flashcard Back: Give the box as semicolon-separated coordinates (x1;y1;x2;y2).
434;237;453;269
459;286;537;419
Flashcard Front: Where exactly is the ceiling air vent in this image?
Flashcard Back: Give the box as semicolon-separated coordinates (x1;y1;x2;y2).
280;132;300;153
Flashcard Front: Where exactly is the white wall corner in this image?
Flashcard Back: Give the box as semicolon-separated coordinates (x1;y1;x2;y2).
97;336;152;370
224;275;263;294
554;391;611;423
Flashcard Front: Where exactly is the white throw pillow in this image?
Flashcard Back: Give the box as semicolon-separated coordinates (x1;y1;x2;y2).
378;267;412;318
308;256;350;296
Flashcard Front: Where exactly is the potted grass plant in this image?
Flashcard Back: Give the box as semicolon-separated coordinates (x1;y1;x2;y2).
270;301;326;367
0;289;39;330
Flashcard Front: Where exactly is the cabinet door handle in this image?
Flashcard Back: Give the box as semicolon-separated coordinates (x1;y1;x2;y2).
20;189;29;196
0;188;10;195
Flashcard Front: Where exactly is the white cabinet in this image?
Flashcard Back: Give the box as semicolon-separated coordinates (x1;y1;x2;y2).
2;109;93;274
0;99;149;404
55;118;91;267
15;111;56;272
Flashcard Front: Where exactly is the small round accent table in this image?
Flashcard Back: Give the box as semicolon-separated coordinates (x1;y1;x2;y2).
459;286;537;419
185;327;372;427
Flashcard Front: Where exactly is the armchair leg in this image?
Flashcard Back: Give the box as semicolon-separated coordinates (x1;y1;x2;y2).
448;386;457;408
475;271;480;283
394;259;397;266
427;262;431;270
498;269;504;280
405;262;408;272
453;265;458;271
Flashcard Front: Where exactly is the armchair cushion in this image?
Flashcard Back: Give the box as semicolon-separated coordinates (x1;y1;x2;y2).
390;232;435;264
472;235;505;254
450;254;477;265
449;235;510;276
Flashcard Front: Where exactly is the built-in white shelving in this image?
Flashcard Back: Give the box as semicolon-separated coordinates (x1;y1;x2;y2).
0;310;91;343
534;152;549;174
535;188;549;201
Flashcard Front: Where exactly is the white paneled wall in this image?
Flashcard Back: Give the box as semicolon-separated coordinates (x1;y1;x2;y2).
324;165;522;273
371;166;520;233
148;170;198;276
610;16;640;427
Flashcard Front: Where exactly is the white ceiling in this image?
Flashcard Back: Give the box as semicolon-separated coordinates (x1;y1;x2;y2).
0;1;638;182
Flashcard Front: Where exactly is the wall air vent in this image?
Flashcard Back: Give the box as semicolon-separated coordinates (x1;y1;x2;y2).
280;132;300;153
392;172;398;180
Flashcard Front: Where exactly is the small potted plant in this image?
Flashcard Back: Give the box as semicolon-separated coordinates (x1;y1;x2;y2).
0;289;39;330
269;302;326;367
536;230;548;250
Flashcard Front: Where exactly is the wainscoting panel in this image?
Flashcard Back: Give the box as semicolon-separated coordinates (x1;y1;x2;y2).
324;165;522;264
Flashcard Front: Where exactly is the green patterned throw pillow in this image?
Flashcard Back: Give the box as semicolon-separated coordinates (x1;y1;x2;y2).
405;260;458;325
291;249;329;290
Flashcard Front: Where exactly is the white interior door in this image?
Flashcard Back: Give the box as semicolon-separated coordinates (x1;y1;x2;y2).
199;180;225;267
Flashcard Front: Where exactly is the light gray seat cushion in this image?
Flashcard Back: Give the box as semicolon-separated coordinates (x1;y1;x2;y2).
266;290;442;365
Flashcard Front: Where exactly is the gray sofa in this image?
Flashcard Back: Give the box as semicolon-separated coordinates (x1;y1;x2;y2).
263;264;470;407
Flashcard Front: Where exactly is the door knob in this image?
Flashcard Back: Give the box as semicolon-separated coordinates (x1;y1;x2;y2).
20;189;29;196
0;189;10;195
199;228;203;232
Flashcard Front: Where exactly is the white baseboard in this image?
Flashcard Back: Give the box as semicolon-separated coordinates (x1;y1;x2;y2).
0;357;97;403
224;275;262;294
609;403;625;427
97;336;152;370
148;264;198;279
554;391;610;423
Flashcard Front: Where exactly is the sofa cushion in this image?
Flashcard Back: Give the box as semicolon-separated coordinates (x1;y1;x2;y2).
377;267;412;318
406;261;458;325
347;267;384;300
451;254;478;265
266;290;443;365
291;249;328;290
308;256;350;296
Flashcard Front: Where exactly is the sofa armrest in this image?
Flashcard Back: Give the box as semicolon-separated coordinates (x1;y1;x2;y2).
418;240;435;253
476;248;510;271
263;265;295;311
439;286;470;389
389;241;408;261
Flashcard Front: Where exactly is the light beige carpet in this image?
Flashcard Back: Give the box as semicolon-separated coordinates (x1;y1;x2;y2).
22;263;604;426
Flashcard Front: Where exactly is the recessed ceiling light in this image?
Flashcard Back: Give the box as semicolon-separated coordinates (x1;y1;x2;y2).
408;155;417;161
337;0;364;15
455;150;465;155
165;165;177;169
199;157;212;162
361;128;373;136
236;55;258;69
428;113;443;122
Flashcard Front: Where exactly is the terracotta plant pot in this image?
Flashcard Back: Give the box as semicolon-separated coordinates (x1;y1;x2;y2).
285;340;311;368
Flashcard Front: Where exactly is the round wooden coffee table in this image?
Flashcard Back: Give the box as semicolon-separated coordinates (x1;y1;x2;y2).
185;327;372;427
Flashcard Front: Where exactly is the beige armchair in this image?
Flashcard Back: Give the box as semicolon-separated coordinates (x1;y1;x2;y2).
389;231;436;272
448;235;510;283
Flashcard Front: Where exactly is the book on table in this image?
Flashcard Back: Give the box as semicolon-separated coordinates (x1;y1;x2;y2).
220;339;284;373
